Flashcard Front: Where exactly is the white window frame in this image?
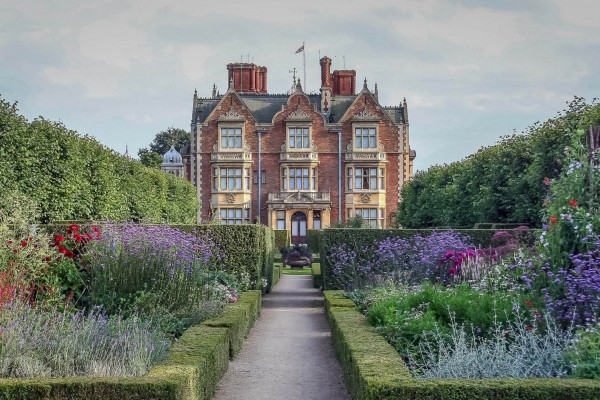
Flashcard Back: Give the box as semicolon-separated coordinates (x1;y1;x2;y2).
350;208;385;228
281;166;317;191
218;124;244;151
212;166;250;191
347;166;384;191
219;208;250;225
353;126;378;150
287;125;311;151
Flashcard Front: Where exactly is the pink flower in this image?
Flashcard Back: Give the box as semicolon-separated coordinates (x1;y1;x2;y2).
445;250;455;259
449;267;457;275
229;296;238;303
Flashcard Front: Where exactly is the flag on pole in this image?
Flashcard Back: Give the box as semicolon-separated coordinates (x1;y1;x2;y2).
295;44;304;54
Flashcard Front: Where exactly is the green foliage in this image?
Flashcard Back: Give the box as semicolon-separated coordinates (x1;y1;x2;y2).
330;215;368;228
567;329;600;379
195;225;274;292
0;98;197;223
138;128;190;169
398;98;600;229
274;230;290;249
365;284;522;362
320;228;535;289
312;263;322;289
324;291;600;400
306;229;321;254
0;290;263;399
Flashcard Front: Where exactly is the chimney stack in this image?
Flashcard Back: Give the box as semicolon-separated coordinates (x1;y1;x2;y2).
226;63;268;94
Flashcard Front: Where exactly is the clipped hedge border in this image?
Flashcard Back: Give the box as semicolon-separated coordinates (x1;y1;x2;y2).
0;290;262;400
274;229;290;249
272;264;282;287
312;263;322;289
324;291;600;400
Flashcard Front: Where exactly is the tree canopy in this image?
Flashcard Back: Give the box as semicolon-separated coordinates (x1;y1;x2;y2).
138;127;189;168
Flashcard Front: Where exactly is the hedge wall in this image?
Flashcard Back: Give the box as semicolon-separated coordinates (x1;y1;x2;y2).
320;228;537;290
306;229;321;254
188;225;274;292
398;99;600;228
0;290;262;400
324;291;600;400
274;230;290;249
0;97;198;224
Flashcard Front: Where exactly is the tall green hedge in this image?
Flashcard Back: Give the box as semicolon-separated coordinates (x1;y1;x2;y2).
274;230;290;249
306;229;321;254
398;98;600;228
0;97;198;223
320;228;536;290
194;225;275;292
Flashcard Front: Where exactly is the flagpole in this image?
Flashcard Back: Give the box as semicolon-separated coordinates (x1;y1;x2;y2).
303;41;306;91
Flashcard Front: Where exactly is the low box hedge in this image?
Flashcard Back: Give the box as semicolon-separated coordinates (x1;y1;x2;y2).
0;291;262;400
272;265;281;286
324;291;600;400
312;263;322;289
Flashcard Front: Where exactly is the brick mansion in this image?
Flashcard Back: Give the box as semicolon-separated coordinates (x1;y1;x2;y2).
168;57;415;243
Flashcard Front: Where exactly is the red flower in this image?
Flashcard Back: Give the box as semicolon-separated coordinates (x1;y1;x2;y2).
569;199;577;208
20;240;27;247
12;249;17;253
54;235;65;244
73;232;83;243
526;325;533;331
550;216;558;224
525;299;534;308
45;256;51;263
84;232;93;241
67;224;79;233
64;250;75;259
449;267;457;275
543;177;550;186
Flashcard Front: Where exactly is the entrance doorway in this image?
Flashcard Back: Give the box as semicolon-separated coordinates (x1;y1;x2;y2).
290;211;307;245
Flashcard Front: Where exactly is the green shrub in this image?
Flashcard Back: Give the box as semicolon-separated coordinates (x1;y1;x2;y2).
306;230;321;254
324;291;600;400
0;97;198;224
398;99;600;229
320;228;536;289
0;289;263;399
274;230;290;249
312;263;322;289
195;225;273;291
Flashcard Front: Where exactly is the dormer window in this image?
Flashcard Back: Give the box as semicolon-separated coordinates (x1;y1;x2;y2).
289;127;310;149
221;127;242;149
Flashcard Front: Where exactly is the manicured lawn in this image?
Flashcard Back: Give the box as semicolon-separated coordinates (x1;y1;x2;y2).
282;267;312;275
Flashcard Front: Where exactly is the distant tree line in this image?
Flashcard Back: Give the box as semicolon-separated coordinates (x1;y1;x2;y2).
398;97;600;228
0;96;198;223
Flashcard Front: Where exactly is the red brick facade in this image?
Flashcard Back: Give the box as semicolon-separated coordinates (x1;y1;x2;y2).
188;58;415;237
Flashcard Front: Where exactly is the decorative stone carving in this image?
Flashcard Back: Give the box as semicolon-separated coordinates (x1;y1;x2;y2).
286;106;311;120
346;141;353;152
353;108;378;120
311;140;318;151
281;141;287;151
361;193;372;204
225;193;236;204
219;108;244;120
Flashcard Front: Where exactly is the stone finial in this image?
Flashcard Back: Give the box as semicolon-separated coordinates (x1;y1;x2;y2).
295;78;303;93
229;78;235;91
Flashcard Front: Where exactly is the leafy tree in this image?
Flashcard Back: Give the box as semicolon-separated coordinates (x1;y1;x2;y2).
138;128;189;168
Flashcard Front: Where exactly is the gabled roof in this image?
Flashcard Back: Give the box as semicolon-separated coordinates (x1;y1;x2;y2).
193;92;405;125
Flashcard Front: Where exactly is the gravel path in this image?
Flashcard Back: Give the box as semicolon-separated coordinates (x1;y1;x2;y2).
212;274;351;400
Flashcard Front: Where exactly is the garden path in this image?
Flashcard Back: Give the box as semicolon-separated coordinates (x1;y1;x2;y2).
212;274;350;400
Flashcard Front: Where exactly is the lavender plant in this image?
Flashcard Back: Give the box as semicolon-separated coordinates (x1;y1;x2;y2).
85;224;228;328
410;311;574;379
327;231;475;290
0;303;170;378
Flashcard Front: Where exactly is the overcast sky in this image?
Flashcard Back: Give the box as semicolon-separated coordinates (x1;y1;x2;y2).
1;0;599;171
